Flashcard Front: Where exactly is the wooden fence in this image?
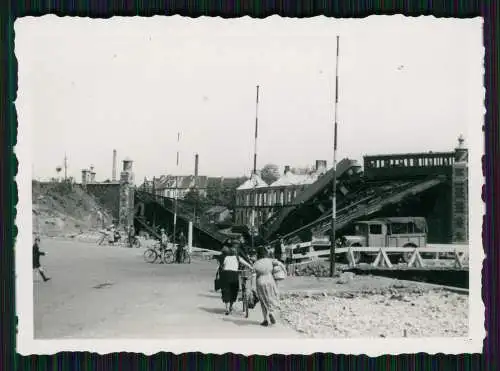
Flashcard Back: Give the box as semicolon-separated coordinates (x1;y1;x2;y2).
284;242;469;270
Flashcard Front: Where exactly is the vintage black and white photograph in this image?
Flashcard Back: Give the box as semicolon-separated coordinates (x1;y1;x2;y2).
15;15;483;355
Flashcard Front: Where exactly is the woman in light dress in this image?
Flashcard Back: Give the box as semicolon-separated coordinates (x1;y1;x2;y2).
252;245;287;326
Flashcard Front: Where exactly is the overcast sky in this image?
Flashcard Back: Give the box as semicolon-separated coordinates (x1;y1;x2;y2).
15;15;483;183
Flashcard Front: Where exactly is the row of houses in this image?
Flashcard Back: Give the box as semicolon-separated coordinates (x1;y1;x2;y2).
234;160;328;229
141;159;328;231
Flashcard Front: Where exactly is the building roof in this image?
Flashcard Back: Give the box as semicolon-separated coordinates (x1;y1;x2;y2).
269;171;319;187
207;176;247;188
237;173;268;190
152;175;208;190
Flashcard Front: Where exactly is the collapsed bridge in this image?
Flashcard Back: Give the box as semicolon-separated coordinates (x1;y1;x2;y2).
261;140;468;246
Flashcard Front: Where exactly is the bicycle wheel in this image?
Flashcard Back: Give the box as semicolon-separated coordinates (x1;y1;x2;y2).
143;248;158;264
243;291;249;318
162;250;175;264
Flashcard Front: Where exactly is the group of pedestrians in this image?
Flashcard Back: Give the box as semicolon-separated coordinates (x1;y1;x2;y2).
160;228;188;263
216;238;287;327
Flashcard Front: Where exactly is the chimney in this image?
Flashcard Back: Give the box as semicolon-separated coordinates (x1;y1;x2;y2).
194;153;199;177
112;149;117;181
89;165;96;183
284;165;291;174
81;169;89;186
315;160;327;172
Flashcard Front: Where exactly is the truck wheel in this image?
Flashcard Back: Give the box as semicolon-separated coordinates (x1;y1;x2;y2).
345;244;362;264
402;244;418;263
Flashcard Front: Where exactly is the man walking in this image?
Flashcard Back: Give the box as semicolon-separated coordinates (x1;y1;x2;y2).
274;235;284;262
176;231;187;263
33;237;51;282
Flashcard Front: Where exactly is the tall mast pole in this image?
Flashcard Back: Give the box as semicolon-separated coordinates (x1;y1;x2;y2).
330;36;340;277
64;153;68;182
173;132;180;246
251;85;260;250
194;153;199;224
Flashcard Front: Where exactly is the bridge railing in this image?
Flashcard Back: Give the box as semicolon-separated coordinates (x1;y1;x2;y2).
363;152;455;181
284;242;468;273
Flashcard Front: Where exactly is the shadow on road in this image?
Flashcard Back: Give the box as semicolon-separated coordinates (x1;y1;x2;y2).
198;306;226;315
222;317;261;326
198;306;262;327
197;292;220;299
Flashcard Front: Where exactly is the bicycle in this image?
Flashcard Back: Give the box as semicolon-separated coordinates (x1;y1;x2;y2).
98;231;121;246
143;242;175;264
127;235;141;248
176;246;191;264
239;268;253;318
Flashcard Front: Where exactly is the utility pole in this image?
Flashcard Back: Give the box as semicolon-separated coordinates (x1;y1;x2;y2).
251;85;260;251
194;153;199;225
330;35;340;278
64;153;68;182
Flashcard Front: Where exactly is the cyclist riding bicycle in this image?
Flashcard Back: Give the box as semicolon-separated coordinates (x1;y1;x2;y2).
160;228;169;248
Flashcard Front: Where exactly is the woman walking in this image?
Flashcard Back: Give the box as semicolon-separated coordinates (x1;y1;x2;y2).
220;244;240;315
253;245;286;326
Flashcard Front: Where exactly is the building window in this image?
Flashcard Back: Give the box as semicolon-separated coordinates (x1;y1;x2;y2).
454;168;466;177
454;183;465;198
454;216;464;228
455;201;465;214
369;224;383;235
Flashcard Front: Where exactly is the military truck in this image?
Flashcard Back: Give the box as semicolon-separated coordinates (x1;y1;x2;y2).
339;217;428;263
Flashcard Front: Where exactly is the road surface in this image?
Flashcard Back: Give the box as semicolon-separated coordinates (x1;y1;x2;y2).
33;239;299;339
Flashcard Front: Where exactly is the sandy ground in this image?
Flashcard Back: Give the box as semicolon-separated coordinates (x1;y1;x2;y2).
32;239;469;339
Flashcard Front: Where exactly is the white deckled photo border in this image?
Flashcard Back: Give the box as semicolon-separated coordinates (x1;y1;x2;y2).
14;15;485;356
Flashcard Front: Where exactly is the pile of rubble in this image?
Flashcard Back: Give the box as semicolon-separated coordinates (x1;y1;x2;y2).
33;181;113;238
279;285;468;338
290;260;348;277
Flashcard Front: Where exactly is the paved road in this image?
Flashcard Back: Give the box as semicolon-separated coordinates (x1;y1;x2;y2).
34;239;299;339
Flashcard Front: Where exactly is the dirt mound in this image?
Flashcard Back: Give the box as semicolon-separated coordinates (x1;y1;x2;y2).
32;181;113;238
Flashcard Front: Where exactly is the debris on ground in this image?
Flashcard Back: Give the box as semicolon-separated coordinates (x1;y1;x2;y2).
32;180;113;238
279;281;468;338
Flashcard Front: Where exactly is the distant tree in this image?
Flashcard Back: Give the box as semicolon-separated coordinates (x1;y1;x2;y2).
184;189;203;207
206;177;247;209
260;163;280;184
